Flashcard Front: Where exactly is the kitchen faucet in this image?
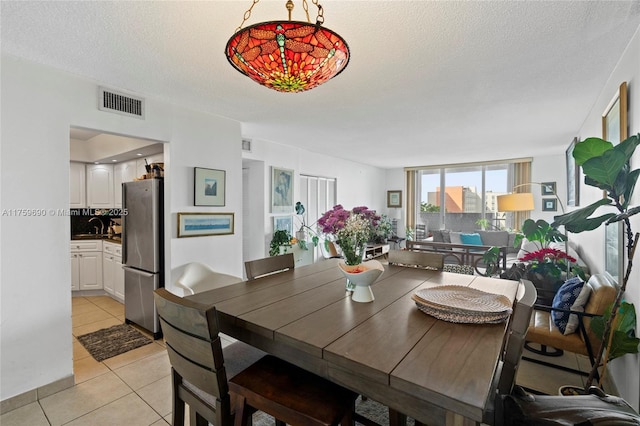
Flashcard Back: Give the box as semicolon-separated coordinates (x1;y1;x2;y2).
88;217;105;235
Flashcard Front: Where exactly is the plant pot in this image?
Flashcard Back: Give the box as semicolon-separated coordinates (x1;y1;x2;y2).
558;385;587;396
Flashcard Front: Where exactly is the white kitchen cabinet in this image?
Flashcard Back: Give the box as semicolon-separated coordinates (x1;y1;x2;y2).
103;242;124;302
69;162;86;208
103;253;115;295
114;160;139;207
75;251;103;290
86;164;114;208
71;240;103;291
71;253;80;291
113;255;124;301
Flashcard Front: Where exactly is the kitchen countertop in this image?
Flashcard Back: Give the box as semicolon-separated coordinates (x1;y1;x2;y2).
71;234;121;244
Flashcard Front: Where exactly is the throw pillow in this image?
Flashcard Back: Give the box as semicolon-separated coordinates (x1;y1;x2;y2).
432;230;444;242
551;277;585;334
564;283;592;335
449;232;462;245
478;231;509;247
460;233;483;246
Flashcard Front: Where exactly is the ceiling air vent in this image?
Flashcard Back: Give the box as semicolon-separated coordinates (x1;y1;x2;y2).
98;87;145;119
242;138;252;152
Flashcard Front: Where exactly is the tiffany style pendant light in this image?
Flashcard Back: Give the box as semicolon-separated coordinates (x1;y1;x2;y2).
225;0;350;93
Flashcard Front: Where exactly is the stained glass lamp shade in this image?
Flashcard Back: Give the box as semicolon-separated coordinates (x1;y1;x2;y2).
225;21;350;93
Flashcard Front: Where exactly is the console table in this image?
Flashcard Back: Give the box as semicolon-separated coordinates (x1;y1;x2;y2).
365;244;390;260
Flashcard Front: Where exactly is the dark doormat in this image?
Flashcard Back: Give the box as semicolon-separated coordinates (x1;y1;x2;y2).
77;324;153;362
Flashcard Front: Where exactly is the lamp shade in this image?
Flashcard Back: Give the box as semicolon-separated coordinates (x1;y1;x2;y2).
497;193;535;212
225;21;350;93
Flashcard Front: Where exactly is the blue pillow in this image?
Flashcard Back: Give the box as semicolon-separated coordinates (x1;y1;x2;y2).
460;233;483;246
551;277;585;334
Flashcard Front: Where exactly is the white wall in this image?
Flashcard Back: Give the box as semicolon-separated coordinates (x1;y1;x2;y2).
571;26;640;410
242;138;386;258
0;55;242;401
531;154;567;222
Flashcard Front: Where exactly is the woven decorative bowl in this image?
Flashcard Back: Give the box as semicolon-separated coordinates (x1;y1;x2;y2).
412;285;512;324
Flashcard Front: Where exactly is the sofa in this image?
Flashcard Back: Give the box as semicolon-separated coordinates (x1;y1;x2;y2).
407;230;518;272
409;229;591;274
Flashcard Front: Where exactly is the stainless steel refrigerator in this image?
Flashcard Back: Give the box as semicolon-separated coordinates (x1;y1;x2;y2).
122;179;164;339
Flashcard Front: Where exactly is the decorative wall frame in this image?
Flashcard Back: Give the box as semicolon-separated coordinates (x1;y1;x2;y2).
566;138;580;207
177;212;234;237
603;81;628;284
271;167;294;214
194;167;225;206
387;190;402;208
542;198;557;212
540;182;556;196
273;216;293;235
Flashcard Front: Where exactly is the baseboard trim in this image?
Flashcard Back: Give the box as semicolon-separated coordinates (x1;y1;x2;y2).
1;375;75;414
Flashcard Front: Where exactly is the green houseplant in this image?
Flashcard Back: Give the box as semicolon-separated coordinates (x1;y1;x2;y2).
294;201;319;250
552;134;640;388
269;229;293;257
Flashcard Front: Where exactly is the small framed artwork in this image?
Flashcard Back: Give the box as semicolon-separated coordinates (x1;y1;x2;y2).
387;190;402;208
194;167;225;206
177;212;234;238
273;216;293;235
566;138;580;207
271;167;294;214
602;82;628;145
603;82;628;283
542;198;557;212
540;182;556;196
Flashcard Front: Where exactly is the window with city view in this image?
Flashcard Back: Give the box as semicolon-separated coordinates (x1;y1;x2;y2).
417;163;512;233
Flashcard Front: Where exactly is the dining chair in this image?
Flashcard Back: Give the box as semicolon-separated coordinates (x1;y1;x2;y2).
387;249;444;270
320;240;342;259
173;261;264;367
175;262;243;295
154;288;358;426
485;279;537;426
244;253;295;280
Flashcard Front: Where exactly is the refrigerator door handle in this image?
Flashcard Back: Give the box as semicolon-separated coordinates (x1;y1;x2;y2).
122;266;155;278
122;182;128;265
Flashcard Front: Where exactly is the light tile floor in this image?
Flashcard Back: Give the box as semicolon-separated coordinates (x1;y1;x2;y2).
1;295;601;426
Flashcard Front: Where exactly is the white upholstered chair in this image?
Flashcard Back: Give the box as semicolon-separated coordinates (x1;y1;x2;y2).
175;262;243;295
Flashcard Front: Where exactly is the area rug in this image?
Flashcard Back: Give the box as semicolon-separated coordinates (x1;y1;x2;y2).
77;324;153;362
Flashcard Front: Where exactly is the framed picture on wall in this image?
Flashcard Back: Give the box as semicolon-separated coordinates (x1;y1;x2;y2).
177;212;234;237
387;190;402;208
541;198;557;212
566;138;580;207
540;182;556;196
271;167;294;214
603;81;628;284
194;167;225;206
273;216;293;235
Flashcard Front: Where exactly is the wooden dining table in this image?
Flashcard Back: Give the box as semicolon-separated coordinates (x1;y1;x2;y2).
186;259;519;426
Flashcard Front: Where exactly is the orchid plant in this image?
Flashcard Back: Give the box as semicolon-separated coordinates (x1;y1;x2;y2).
318;205;380;265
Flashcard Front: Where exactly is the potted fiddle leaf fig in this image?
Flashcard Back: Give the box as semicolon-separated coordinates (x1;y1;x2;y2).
552;133;640;389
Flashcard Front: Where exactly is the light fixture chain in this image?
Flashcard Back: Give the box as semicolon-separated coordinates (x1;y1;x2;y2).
236;0;261;32
301;0;311;22
312;0;324;24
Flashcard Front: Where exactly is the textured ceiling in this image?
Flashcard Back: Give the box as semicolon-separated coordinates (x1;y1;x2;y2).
2;1;640;168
